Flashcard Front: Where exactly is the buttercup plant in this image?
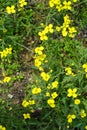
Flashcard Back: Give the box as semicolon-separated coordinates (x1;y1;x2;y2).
0;0;87;130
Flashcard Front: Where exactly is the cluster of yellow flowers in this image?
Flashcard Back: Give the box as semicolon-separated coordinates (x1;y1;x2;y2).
67;88;81;105
38;24;54;41
0;125;6;130
49;0;77;12
67;114;76;123
34;46;46;70
22;99;35;107
82;63;87;78
67;109;86;124
56;15;77;38
46;81;59;108
0;47;12;58
47;91;58;108
6;0;27;14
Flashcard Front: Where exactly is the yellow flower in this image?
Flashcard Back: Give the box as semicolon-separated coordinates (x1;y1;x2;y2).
68;27;77;38
41;72;50;81
23;113;30;119
49;1;54;7
19;0;27;7
38;31;48;41
6;5;16;14
39;67;44;71
22;100;29;107
73;0;77;2
46;92;50;97
37;54;46;61
63;1;72;10
65;67;72;75
0;125;6;130
67;117;72;123
85;126;87;130
56;26;61;32
28;100;35;105
62;28;68;37
82;63;87;69
47;98;55;108
85;68;87;72
35;46;44;55
71;114;76;119
3;76;11;83
80;109;86;118
47;84;51;89
51;92;58;99
67;88;77;98
52;81;58;88
34;59;42;67
0;47;12;58
32;87;41;94
74;99;81;105
56;4;63;12
45;24;54;33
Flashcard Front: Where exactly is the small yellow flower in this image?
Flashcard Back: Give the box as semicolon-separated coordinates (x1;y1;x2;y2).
47;98;55;108
32;87;41;94
65;67;72;75
22;100;29;107
52;81;58;88
47;84;51;89
0;125;6;130
34;59;42;67
28;100;35;105
23;113;30;119
71;114;76;119
56;26;61;32
67;88;77;98
3;76;11;83
74;99;81;105
38;31;48;41
39;67;44;71
51;92;58;99
63;1;72;10
19;0;27;7
41;72;50;81
46;92;50;97
82;63;87;68
6;5;16;14
85;125;87;130
35;46;44;55
67;117;72;123
80;109;86;118
73;0;77;2
62;28;68;37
